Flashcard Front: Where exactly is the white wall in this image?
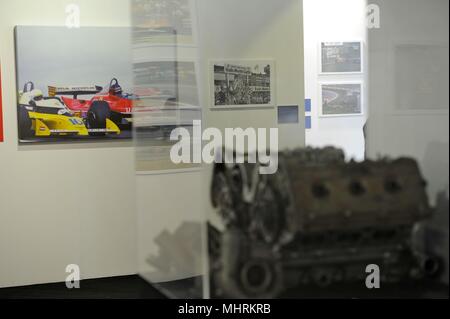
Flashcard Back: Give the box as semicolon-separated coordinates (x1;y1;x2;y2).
367;0;449;203
303;0;367;161
367;0;449;284
198;0;305;234
0;0;136;288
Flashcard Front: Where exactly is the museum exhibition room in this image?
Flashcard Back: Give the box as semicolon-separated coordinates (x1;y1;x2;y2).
0;0;448;302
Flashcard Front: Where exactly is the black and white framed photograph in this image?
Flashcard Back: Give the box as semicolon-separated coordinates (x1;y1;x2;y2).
210;60;275;109
320;82;363;117
320;41;363;74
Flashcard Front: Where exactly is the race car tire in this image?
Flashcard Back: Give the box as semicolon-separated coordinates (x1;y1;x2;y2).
18;106;34;139
109;112;124;128
87;101;111;136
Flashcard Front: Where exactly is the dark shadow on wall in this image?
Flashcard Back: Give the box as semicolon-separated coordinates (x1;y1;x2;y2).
422;141;449;204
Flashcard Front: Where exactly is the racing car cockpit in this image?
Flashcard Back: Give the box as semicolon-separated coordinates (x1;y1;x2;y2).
109;78;123;96
107;78;139;100
20;82;73;117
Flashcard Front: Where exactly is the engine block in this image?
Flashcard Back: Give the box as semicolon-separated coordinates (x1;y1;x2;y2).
209;147;440;298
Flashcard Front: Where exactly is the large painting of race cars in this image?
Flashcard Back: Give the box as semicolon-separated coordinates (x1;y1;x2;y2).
15;26;135;144
211;60;275;109
133;60;199;106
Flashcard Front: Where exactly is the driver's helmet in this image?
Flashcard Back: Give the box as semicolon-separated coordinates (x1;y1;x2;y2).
31;89;44;101
109;78;123;96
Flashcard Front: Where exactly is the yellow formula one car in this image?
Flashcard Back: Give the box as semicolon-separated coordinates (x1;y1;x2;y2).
18;82;120;140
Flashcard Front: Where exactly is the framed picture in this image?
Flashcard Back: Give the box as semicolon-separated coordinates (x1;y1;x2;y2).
133;59;202;173
132;0;197;47
320;82;363;117
133;59;200;106
320;41;363;74
15;26;134;144
210;60;275;109
394;43;449;113
277;105;299;124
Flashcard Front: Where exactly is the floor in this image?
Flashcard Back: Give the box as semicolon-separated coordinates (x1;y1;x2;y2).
0;275;447;299
0;275;165;299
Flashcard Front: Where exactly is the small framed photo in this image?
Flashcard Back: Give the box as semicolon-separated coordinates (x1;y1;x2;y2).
210;60;275;109
132;0;198;47
319;82;363;117
320;41;363;74
277;105;299;124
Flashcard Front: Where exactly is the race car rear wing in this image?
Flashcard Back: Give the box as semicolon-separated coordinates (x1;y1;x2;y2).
48;85;103;98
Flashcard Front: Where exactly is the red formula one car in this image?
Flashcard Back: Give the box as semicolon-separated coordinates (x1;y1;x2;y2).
49;78;137;129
